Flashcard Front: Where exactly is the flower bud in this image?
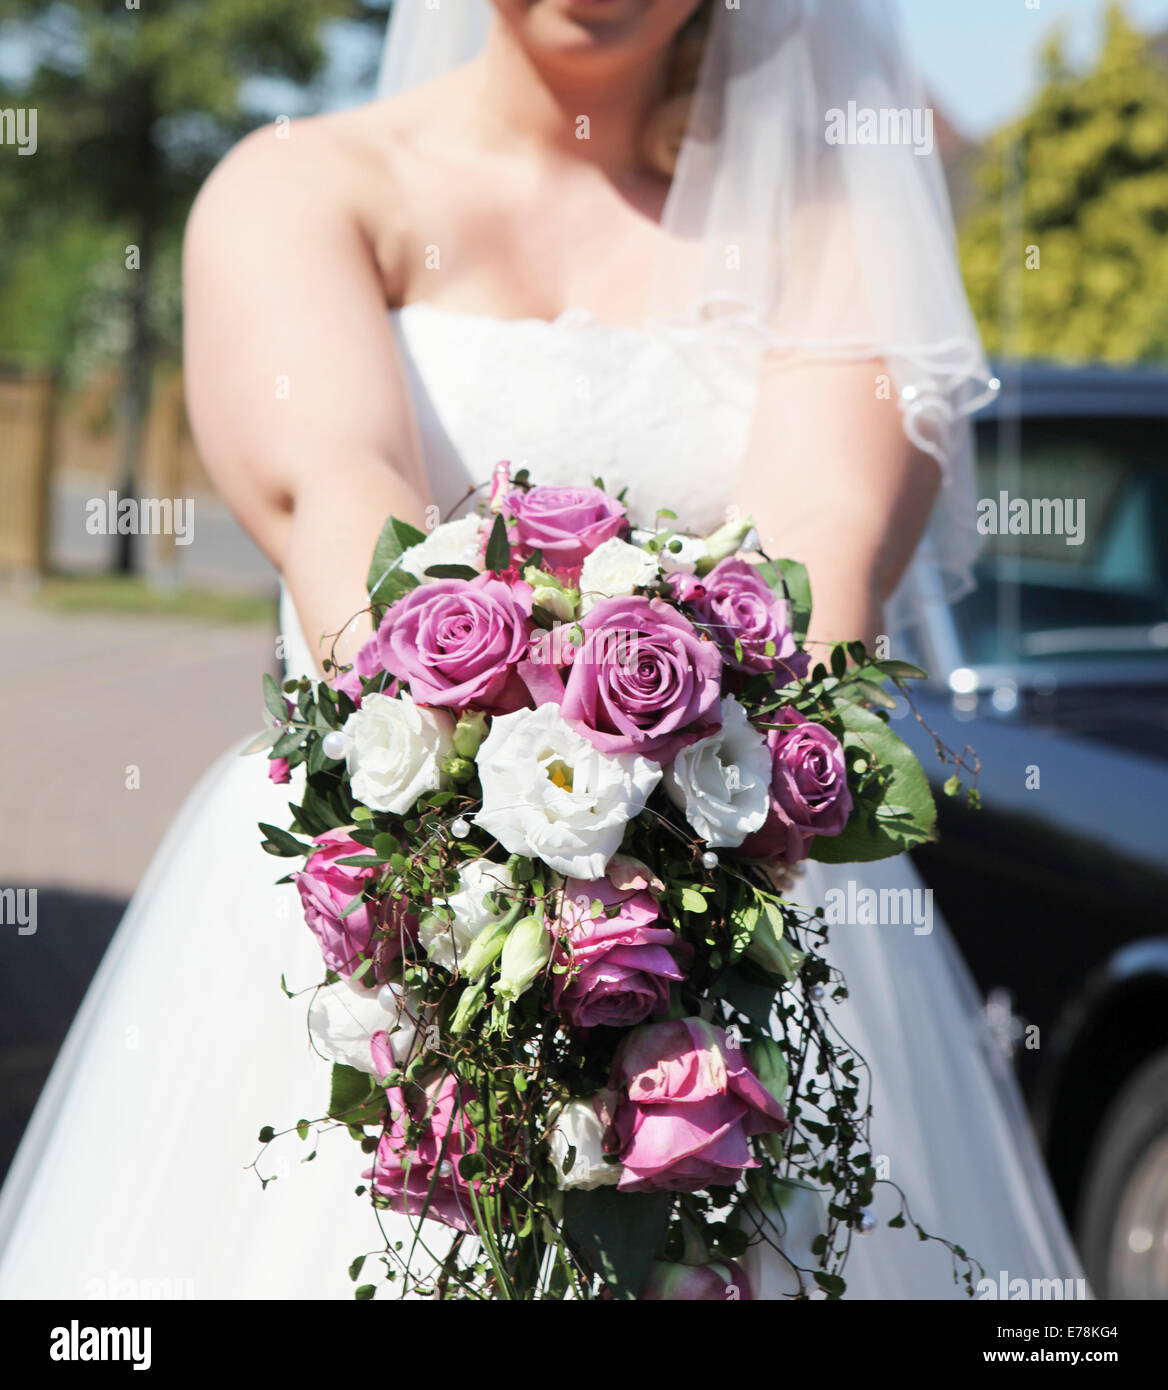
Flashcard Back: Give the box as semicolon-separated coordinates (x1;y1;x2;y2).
525;566;579;623
640;1259;752;1301
442;754;475;783
450;977;489;1035
749;1037;790;1159
698;513;756;569
459;917;512;980
452;710;489;760
495;913;552;1003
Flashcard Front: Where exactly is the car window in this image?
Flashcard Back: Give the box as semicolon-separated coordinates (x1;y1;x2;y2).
952;415;1168;667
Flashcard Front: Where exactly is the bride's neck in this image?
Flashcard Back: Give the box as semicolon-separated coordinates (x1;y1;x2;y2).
469;21;669;178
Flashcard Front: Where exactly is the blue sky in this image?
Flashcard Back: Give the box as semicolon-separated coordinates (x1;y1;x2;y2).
900;0;1168;137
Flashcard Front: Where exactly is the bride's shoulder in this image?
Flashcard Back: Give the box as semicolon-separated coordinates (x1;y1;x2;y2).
185;82;453;290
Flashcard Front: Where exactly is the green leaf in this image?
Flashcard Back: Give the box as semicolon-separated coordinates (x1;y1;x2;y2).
423;564;481;580
239;726;280;756
813;1270;846;1298
354;1284;376;1301
756;558;812;644
809;703;936;863
366;514;424;608
484;513;511;573
348;1256;366;1282
679;886;709;914
562;1189;672;1300
262;672;288;725
258;823;310;858
328;1063;384;1126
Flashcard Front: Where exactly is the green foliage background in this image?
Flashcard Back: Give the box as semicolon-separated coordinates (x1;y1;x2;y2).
959;4;1168;364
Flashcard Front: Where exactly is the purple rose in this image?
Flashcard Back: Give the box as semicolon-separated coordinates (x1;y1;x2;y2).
267;756;291;785
680;558;809;681
558;596;723;762
640;1258;753;1301
504;485;626;567
611;1018;789;1193
740;709;853;863
367;1074;481;1232
376;573;533;713
553;860;689;1029
294;828;413;978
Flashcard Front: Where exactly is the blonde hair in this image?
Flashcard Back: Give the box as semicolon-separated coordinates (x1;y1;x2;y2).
641;1;715;178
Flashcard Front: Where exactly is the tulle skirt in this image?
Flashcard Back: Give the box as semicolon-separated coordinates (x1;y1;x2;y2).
0;740;1085;1299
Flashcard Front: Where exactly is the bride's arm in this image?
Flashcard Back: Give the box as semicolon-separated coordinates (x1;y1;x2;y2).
183;123;430;671
731;357;941;653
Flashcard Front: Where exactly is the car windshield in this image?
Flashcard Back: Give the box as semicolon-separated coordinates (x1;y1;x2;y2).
951;413;1168;667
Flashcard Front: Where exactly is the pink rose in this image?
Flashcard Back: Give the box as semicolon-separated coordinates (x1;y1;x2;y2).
553;860;689;1029
611;1018;788;1193
367;1073;480;1233
504;485;626;567
679;558;809;682
294;828;412;978
640;1258;753;1301
267;757;291;785
376;573;533;713
332;633;387;706
556;596;723;762
740;709;852;863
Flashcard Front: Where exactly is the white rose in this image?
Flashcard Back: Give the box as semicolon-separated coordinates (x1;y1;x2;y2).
474;703;661;879
307;979;424;1076
400;515;485;584
548;1099;622;1191
631;527;705;575
663;696;771;847
579;537;659;613
343;691;454;814
421;859;517;972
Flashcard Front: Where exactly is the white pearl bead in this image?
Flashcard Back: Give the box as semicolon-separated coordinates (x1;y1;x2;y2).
701;851;719;870
810;984;826;1002
376;984;399;1012
859;1208;877;1234
322;730;346;761
451;817;470;839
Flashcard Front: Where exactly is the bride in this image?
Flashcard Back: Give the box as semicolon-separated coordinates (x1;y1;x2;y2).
0;0;1085;1299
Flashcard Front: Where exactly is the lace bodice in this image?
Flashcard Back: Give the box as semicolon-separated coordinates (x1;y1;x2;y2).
280;302;757;677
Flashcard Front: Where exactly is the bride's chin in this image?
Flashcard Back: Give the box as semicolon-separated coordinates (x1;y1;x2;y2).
491;0;700;61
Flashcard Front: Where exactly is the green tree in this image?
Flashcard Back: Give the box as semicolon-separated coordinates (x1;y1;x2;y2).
0;0;382;571
960;4;1168;364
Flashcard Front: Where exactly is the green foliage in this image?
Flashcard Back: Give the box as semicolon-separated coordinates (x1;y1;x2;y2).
959;4;1168;363
0;0;380;367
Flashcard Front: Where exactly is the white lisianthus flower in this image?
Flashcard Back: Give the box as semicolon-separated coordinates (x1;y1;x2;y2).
343;692;454;814
578;536;660;613
631;527;706;575
421;859;517;972
474;703;661;879
400;515;485;583
307;979;423;1076
663;696;771;848
548;1099;622;1191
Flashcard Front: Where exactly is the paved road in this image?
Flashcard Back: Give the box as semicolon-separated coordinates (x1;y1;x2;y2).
0;593;277;1180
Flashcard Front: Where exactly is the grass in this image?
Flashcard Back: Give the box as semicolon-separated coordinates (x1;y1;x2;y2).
28;572;276;625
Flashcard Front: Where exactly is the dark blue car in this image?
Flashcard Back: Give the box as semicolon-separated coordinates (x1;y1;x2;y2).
895;361;1168;1299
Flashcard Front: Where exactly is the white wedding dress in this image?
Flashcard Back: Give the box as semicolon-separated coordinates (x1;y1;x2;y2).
0;304;1084;1299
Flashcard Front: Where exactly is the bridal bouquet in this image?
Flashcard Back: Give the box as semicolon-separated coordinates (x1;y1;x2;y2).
253;465;977;1300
